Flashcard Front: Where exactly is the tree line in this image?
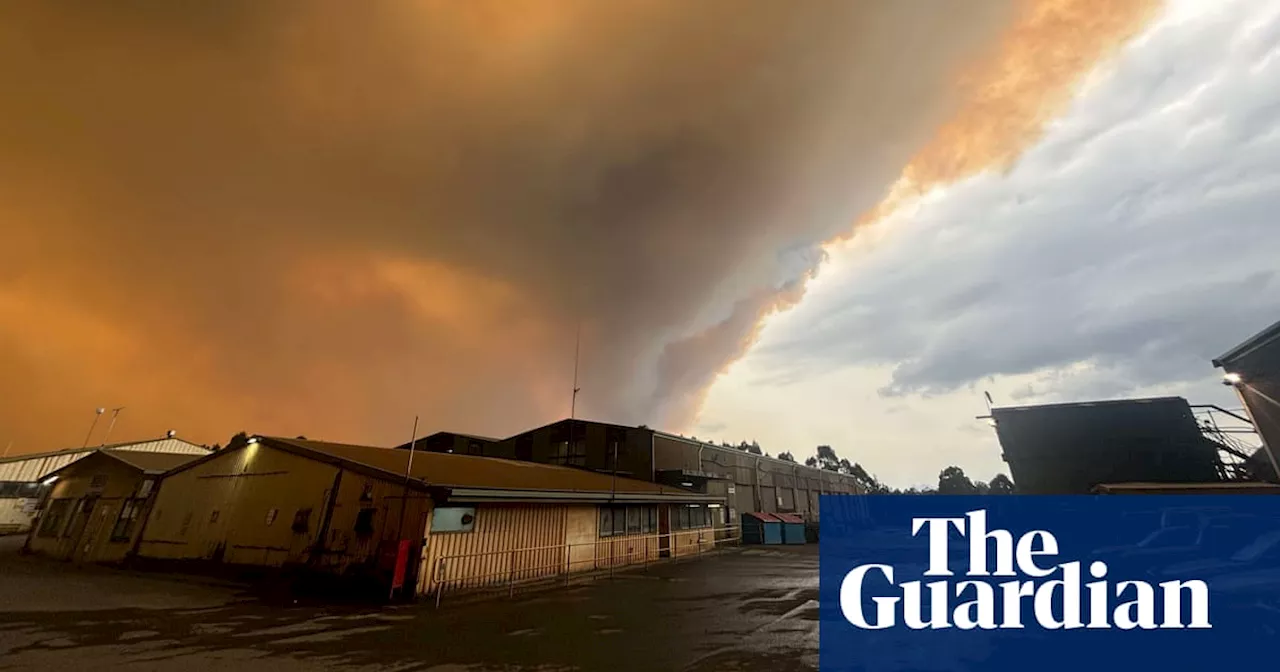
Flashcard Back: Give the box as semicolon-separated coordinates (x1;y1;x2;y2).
717;440;1013;494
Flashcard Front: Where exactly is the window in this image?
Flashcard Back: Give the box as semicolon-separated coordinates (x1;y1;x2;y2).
599;507;613;537
37;499;71;538
600;505;658;537
550;439;587;467
643;506;657;534
110;499;143;542
89;474;108;489
430;506;477;533
676;505;711;530
292;508;312;533
354;507;376;536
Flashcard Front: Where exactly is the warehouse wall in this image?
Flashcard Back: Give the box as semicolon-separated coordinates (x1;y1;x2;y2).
421;503;570;594
140;443;433;576
652;435;860;521
139;443;333;566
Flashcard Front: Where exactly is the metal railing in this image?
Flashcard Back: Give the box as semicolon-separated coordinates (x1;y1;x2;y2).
432;526;741;607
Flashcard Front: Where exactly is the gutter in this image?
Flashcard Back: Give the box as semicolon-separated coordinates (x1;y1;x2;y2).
443;487;722;505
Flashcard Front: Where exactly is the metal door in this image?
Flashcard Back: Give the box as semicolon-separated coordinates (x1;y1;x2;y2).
64;496;98;561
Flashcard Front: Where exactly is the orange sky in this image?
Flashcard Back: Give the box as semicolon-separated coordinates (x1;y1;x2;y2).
0;0;1158;456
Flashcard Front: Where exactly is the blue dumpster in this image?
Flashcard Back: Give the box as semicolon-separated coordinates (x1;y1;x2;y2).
742;512;783;545
776;513;806;545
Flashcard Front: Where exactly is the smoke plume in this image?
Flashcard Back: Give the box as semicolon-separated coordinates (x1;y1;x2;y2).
0;1;1156;452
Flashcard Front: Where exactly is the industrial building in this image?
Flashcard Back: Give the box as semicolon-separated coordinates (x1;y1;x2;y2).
990;397;1226;494
26;449;203;563
1214;317;1280;483
135;435;724;597
0;437;209;534
396;419;863;524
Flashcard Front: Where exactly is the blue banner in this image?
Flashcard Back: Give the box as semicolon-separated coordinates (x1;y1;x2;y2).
819;495;1280;671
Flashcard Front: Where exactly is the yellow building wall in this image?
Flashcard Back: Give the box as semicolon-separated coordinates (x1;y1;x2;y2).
139;444;434;576
424;502;723;596
318;471;433;576
27;456;151;564
138;443;339;567
420;503;570;594
670;528;716;557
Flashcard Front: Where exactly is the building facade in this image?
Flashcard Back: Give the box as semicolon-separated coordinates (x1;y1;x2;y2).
1215;318;1280;483
137;436;725;597
0;437;209;535
26;450;201;563
400;419;863;524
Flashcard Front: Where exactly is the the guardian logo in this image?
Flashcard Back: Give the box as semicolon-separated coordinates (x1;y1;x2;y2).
841;510;1211;631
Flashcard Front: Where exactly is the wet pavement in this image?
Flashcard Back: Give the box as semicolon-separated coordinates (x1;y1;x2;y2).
0;536;818;671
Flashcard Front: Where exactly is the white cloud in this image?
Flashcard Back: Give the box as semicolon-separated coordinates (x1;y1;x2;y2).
699;0;1280;486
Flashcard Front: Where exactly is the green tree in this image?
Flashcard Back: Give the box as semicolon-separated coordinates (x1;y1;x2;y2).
815;445;839;471
778;452;795;462
988;474;1015;494
937;466;979;495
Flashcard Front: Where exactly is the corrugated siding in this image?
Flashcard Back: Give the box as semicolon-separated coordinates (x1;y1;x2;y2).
590;532;661;569
670;529;716;557
0;454;84;483
0;439;208;482
423;504;567;594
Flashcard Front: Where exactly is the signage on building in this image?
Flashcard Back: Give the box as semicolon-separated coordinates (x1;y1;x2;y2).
727;485;735;495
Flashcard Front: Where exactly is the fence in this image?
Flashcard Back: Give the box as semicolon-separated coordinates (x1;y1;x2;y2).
432;526;741;607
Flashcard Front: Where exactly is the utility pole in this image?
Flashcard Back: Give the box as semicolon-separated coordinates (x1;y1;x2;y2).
568;322;582;468
82;408;105;448
391;415;419;601
100;407;125;447
571;323;582;422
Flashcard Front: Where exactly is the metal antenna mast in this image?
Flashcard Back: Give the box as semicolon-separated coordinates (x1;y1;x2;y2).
82;408;105;448
100;407;125;447
571;323;582;421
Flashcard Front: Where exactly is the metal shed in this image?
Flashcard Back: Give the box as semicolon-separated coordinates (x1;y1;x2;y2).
741;512;783;545
774;513;806;545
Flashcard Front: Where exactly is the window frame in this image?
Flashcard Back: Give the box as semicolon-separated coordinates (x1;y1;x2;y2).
599;505;659;538
109;499;142;542
37;499;71;539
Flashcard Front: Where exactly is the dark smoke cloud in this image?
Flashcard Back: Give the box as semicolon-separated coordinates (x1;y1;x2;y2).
0;0;1017;452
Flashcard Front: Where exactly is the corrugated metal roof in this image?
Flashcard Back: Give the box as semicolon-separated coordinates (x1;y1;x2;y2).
774;513;805;523
0;438;209;483
743;512;781;522
259;437;718;501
